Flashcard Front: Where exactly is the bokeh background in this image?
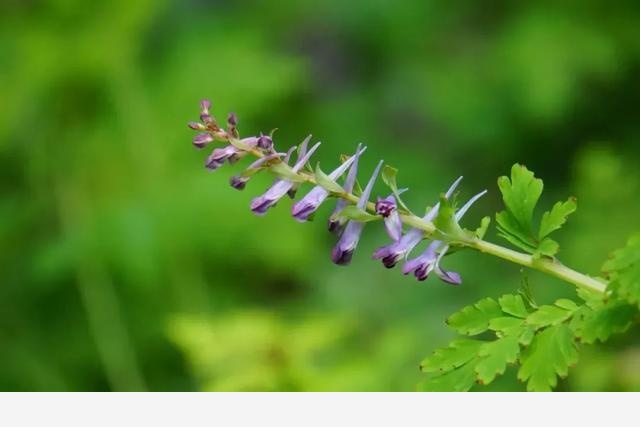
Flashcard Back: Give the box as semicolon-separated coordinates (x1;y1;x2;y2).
2;0;640;391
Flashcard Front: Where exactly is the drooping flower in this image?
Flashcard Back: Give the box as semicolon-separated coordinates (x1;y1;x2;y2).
402;189;488;284
193;133;214;149
332;160;384;265
291;144;367;222
375;195;402;241
205;145;239;170
372;176;463;268
229;152;285;190
250;141;321;215
328;146;364;234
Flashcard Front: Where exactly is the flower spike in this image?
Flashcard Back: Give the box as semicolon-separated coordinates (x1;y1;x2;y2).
332;160;383;265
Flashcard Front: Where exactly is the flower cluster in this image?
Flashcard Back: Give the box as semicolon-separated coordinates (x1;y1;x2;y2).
188;100;487;285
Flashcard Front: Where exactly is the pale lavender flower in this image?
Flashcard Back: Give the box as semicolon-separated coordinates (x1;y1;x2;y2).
193;133;213;149
250;142;321;215
188;121;205;131
291;144;367;222
375;195;402;241
372;176;463;268
200;99;213;124
402;189;487;284
205;145;240;170
328;145;363;234
229;153;285;191
332;160;383;265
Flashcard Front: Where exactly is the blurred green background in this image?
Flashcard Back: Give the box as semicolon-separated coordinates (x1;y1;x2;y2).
2;0;640;391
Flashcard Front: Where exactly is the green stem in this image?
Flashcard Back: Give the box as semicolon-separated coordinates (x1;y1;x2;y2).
233;139;608;295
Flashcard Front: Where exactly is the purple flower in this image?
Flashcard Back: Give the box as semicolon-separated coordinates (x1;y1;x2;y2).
229;152;285;191
375;195;402;241
250;142;321;215
257;134;273;150
372;176;463;268
332;160;383;265
291;144;367;222
205;145;240;170
193;133;213;149
188;121;205;131
402;189;487;283
227;112;238;126
200;99;213;124
328;146;363;234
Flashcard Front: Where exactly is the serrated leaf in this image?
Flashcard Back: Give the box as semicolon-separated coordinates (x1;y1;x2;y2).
518;327;535;346
419;358;480;392
475;216;491;239
337;205;379;222
497;164;543;232
539;198;577;240
489;317;524;336
447;298;502;335
475;334;521;385
525;304;574;329
496;211;538;253
314;163;345;193
420;339;483;374
517;324;578;392
498;294;529;318
602;234;640;308
571;302;636;344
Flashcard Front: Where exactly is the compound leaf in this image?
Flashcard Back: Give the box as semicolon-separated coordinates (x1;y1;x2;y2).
539;198;577;240
447;298;502;336
498;294;529;318
517;324;578;392
475;334;521;385
420;339;482;374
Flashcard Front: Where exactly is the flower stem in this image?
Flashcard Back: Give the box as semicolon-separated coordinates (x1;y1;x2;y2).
240;139;608;295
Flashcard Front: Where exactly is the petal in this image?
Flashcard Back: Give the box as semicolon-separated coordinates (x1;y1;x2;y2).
454;190;488;221
423;176;463;221
383;211;403;241
331;222;364;265
292;186;330;222
250;180;293;215
292;142;321;172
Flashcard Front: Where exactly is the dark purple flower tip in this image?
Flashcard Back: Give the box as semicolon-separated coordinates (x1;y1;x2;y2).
200;113;213;124
188;121;204;130
205;146;238;170
328;218;345;235
331;246;354;266
227;112;238;126
257;134;273;150
193;133;213;149
375;196;396;217
230;176;248;190
372;247;402;268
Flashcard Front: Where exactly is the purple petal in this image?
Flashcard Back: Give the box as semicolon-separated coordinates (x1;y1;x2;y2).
331;221;364;266
193;133;213;149
205;145;238;170
292;142;321;172
383;211;403;241
257;134;273;150
250;180;293;216
227;112;238;126
402;241;439;281
292;186;329;222
328;145;365;232
372;228;423;268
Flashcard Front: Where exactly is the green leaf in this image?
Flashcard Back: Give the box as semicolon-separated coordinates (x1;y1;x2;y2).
314;163;345;193
475;335;521;384
498;294;529;318
539;198;577;240
381;165;398;190
602;234;640;308
517;324;578;392
447;298;502;335
474;216;491;239
269;162;306;182
518;327;535;346
496;211;538;252
420;339;483;374
571;302;636;344
554;299;579;311
497;164;543;232
525;304;575;329
419;358;480;392
489;317;524;336
337;205;379;222
533;238;560;259
434;194;469;242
